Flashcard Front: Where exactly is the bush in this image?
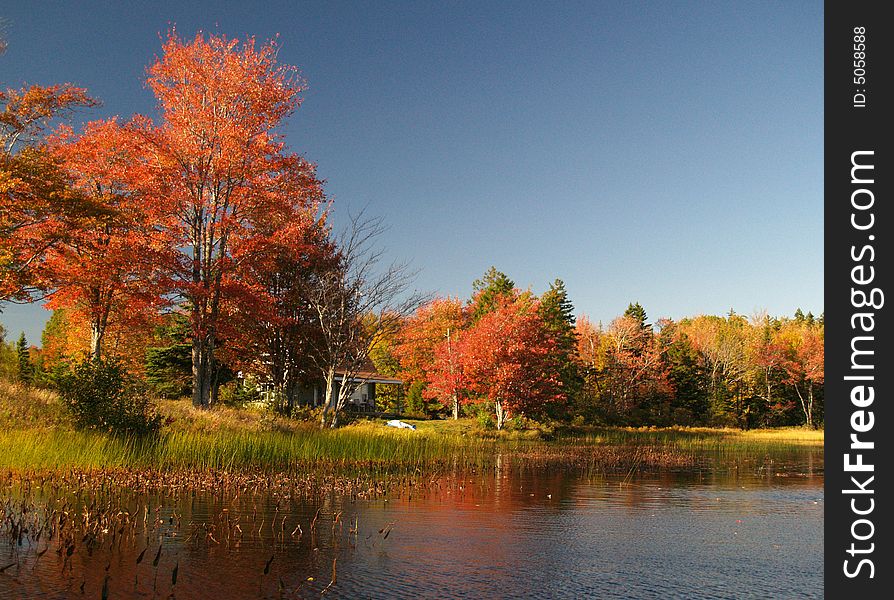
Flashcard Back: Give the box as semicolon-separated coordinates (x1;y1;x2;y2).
218;380;261;407
477;412;495;430
287;404;324;423
58;359;162;436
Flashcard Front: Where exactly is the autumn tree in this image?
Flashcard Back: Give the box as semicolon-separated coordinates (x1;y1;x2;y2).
136;31;324;407
0;84;96;301
222;213;336;414
778;320;824;428
745;313;790;424
394;297;466;417
450;296;563;430
573;305;672;425
681;313;756;427
575;316;603;369
599;312;670;422
37;119;166;360
40;308;90;369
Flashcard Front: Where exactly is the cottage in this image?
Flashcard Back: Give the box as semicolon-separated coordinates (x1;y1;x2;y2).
254;362;402;413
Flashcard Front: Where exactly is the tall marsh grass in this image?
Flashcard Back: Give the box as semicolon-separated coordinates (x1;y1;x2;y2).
0;427;496;473
577;426;823;449
0;383;821;474
0;379;71;429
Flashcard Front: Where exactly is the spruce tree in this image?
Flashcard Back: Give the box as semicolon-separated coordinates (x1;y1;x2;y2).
16;332;32;385
538;279;581;414
624;302;649;330
145;316;192;399
469;267;515;322
539;279;577;353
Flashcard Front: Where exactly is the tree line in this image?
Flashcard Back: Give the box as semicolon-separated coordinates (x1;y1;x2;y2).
370;268;823;430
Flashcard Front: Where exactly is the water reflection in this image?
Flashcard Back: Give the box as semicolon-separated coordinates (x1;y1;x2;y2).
1;447;823;599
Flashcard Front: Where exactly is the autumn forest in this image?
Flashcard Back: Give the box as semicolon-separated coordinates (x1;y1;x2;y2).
1;32;823;434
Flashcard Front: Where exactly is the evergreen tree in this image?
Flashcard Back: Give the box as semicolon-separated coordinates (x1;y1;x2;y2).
145;316;192;399
469;267;515;322
538;279;581;413
624;302;649;330
659;326;709;424
16;332;32;385
540;279;576;333
620;302;652;357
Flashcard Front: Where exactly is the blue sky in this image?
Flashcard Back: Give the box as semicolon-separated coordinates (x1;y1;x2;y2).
0;1;823;345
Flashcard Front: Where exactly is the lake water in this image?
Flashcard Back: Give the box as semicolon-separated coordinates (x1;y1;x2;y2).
1;447;823;599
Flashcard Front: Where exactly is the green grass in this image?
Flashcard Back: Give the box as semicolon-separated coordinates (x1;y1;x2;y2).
0;381;822;474
566;425;823;450
379;418;823;447
0;427;499;472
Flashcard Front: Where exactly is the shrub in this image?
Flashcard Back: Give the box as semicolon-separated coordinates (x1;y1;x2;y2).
58;358;162;436
505;415;529;431
477;412;495;430
287;404;324;423
218;380;261;407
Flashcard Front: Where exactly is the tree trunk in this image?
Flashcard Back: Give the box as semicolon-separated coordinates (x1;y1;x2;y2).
192;337;213;408
285;383;296;415
90;321;104;362
210;363;221;407
494;400;506;430
447;328;459;420
795;382;814;429
320;367;335;428
331;383;352;429
806;383;814;429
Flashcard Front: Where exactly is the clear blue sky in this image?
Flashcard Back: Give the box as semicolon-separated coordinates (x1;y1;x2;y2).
1;1;823;345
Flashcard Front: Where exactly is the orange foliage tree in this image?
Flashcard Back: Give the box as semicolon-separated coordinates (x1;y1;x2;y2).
40;119;167;360
433;296;564;429
134;31;325;407
221;212;337;413
393;297;466;418
0;84;96;301
778;321;824;428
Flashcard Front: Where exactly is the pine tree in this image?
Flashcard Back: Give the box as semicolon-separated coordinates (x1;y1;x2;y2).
145;316;192;399
469;267;515;322
624;302;649;330
16;332;32;385
538;279;581;415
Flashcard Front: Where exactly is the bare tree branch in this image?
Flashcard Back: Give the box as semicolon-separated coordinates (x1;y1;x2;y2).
305;208;429;427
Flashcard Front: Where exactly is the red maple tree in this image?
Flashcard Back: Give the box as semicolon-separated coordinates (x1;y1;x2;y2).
394;297;466;417
430;297;563;429
1;84;97;301
134;31;325;406
41;119;166;360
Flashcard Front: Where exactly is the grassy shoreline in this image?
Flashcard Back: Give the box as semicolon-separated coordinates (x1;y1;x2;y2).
0;380;822;475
